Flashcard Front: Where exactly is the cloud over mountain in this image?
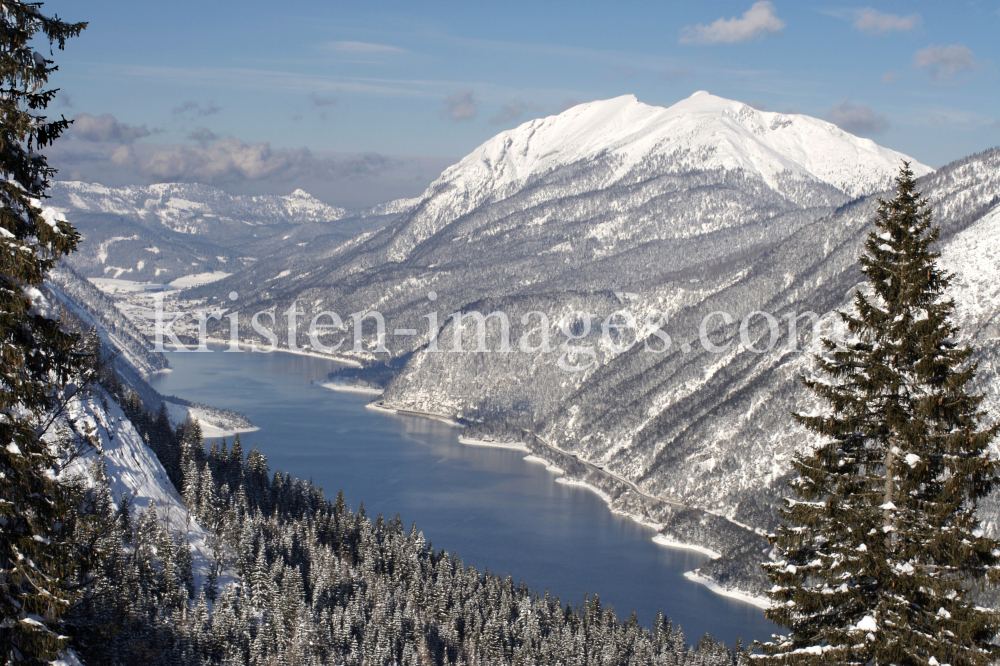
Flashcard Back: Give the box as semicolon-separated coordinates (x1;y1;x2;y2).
133;137;396;185
680;2;785;44
72;113;152;143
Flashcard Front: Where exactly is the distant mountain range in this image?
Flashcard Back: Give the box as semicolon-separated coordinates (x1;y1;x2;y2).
47;181;412;281
50;92;1000;598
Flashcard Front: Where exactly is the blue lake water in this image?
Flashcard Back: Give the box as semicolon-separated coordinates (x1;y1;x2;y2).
150;348;774;647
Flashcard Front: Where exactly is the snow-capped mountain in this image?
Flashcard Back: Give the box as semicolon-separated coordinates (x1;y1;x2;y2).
47;181;391;280
52;181;348;231
382;92;930;261
208;91;933;352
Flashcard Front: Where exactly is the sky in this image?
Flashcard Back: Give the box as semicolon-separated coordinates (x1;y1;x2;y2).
41;0;1000;207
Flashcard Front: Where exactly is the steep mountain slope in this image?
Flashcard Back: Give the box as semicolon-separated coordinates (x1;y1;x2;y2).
537;150;1000;520
45;262;169;376
371;149;998;597
45;263;257;437
63;389;218;585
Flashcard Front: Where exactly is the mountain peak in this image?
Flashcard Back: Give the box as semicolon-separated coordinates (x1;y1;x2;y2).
384;92;932;262
450;91;930;201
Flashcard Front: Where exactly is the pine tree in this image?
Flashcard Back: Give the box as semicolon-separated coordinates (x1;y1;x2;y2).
0;2;86;663
228;433;244;487
760;164;1000;665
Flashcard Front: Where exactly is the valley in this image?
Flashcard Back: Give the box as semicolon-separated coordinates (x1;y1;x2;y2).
48;93;1000;604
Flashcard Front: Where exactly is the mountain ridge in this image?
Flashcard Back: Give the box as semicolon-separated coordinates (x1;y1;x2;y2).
382;91;931;262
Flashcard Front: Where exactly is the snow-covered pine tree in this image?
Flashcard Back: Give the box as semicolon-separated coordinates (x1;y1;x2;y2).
760;164;1000;665
0;2;86;662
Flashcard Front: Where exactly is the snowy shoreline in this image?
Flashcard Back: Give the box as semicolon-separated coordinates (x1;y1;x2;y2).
457;436;529;451
518;455;767;609
161;400;259;438
178;346;770;614
200;339;364;367
652;535;721;560
555;476;613;502
683;571;770;610
199;423;260;438
318;380;384;395
522;454;566;475
365;401;462;427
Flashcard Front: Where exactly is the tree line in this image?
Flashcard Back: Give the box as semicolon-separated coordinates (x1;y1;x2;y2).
65;416;744;666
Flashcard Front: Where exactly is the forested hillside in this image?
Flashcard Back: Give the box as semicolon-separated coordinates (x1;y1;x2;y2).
66;385;744;665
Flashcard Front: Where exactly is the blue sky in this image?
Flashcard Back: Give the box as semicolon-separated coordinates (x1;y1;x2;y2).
42;0;999;206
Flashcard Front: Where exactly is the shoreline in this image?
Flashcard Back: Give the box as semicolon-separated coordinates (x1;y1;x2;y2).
161;398;259;439
683;571;770;610
555;476;613;503
652;535;721;560
522;451;767;609
200;424;260;438
318;380;384;396
198;339;366;367
161;346;770;614
522;454;566;475
366;401;462;427
457;436;529;452
364;401;398;416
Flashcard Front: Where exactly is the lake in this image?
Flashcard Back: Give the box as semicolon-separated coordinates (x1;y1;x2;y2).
150;347;774;647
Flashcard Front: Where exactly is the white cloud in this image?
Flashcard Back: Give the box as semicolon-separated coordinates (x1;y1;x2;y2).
72;113;152;143
440;91;477;121
827;99;889;135
325;41;404;53
882;71;901;84
913;44;978;84
110;145;135;166
853;9;921;35
48;138;446;208
141;137;314;182
113;139;394;187
680;2;785;45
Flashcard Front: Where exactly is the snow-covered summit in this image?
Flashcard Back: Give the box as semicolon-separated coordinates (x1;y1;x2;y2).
452;91;928;200
387;92;930;261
